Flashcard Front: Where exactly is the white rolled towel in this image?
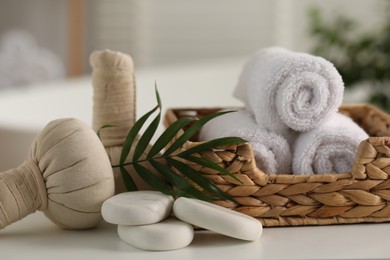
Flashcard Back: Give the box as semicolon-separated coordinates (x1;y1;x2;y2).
234;47;344;135
292;113;369;175
199;109;292;174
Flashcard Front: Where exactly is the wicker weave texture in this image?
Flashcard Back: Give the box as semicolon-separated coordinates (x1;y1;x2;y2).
164;104;390;227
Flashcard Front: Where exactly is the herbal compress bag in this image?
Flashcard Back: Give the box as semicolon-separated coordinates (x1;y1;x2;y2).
165;105;390;227
91;50;159;193
0;118;115;229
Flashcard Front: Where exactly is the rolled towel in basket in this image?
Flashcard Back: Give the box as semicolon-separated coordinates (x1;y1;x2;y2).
199;109;292;174
292;113;369;175
234;47;344;135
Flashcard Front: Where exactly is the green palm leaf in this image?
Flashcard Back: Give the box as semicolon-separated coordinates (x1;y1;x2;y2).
163;110;236;156
120;166;137;191
150;159;213;201
132;162;174;195
147;116;194;159
119;105;158;165
115;85;242;203
166;157;234;201
132;112;160;161
179;154;242;184
132;85;162;161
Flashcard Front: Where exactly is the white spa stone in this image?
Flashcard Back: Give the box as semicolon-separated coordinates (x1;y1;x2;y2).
117;218;194;251
101;191;174;225
173;197;263;241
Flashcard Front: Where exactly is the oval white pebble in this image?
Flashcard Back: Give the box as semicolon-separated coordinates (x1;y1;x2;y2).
173;197;262;241
102;191;174;225
117;218;194;251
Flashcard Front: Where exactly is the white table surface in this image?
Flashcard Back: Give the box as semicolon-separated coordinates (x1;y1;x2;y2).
0;57;388;259
2;211;390;260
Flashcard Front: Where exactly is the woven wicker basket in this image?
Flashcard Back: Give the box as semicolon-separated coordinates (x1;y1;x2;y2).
164;104;390;227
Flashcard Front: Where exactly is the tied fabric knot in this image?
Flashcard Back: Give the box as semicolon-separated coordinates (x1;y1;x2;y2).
0;160;47;228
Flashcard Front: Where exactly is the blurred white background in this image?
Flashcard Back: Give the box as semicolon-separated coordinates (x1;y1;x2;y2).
0;0;386;76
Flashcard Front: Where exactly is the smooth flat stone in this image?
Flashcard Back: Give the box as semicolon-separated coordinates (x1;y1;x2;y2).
117;218;194;251
101;191;174;225
173;197;262;241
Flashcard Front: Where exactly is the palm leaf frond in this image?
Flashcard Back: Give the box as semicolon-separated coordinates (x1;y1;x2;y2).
147;116;194;159
120;105;158;165
163;110;236;156
115;86;246;202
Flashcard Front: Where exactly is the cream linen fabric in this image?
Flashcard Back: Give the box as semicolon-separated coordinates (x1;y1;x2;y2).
91;49;136;147
0;161;46;229
0;118;115;230
90;50;160;193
